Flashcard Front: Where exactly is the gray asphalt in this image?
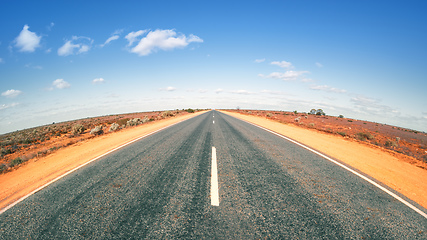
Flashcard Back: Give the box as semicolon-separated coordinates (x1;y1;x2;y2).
0;110;426;239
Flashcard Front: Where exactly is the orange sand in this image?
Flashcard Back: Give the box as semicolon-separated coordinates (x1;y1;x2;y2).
221;110;427;210
0;111;206;211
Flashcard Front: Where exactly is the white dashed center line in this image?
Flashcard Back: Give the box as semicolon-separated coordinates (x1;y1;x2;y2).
211;147;219;206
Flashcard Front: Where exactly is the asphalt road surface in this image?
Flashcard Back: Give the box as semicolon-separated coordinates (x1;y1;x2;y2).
1;111;426;239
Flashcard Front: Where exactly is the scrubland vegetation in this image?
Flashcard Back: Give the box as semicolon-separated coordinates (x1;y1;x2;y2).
232;109;427;165
0;108;201;173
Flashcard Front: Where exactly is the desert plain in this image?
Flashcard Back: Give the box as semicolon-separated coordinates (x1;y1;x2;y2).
0;109;426;213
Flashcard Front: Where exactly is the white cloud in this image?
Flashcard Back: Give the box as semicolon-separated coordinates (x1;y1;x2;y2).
0;58;4;63
0;103;19;110
52;79;71;89
58;36;93;56
47;22;54;31
316;62;323;68
159;86;176;91
125;30;147;46
14;25;41;52
215;88;224;94
58;41;79;56
25;63;42;70
100;35;119;47
271;61;293;69
231;90;255;95
254;58;265;63
258;70;309;81
351;96;397;116
92;78;105;84
127;29;203;56
198;89;208;93
2;89;22;98
310;84;347;93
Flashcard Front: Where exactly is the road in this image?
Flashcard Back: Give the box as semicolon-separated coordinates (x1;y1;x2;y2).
0;110;426;239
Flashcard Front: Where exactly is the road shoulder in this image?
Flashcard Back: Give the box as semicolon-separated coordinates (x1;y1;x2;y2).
0;111;207;212
220;110;427;210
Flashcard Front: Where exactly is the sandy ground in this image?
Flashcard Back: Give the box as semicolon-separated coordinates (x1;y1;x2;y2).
221;110;427;210
0;111;207;211
1;109;426;213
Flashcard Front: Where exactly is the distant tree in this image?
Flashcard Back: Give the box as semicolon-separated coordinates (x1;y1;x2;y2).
338;115;344;118
316;109;325;116
310;109;316;115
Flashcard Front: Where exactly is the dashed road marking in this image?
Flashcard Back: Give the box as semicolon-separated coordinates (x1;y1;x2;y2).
211;147;219;206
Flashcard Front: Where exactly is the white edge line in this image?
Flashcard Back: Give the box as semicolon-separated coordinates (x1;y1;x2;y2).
0;114;202;215
226;114;427;219
211;147;219;206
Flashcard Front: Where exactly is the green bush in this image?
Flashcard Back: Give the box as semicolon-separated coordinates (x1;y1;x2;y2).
356;132;374;141
71;124;85;135
337;132;347;137
10;157;24;167
186;108;195;113
0;164;7;174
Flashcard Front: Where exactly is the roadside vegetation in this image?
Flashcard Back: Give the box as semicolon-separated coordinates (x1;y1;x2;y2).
0;108;203;174
230;109;427;165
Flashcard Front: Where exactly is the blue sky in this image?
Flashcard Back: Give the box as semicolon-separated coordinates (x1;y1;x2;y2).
1;0;427;134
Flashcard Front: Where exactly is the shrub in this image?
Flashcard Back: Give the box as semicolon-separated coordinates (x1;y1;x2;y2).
308;123;315;128
385;140;398;148
356;132;374;141
71;124;85;135
142;116;150;123
127;118;141;127
162;111;174;118
338;115;344;118
337;131;347;137
117;118;130;126
109;123;120;132
186;108;195;113
294;117;301;122
90;126;104;135
266;113;273;117
10;157;24;167
0;164;7;174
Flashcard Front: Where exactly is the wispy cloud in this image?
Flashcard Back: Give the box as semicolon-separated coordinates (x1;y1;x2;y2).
271;61;293;69
159;86;176;91
254;58;265;63
125;30;147;47
92;78;105;84
351;95;397;116
0;58;4;64
310;84;347;93
100;35;119;48
258;70;309;81
0;103;19;110
215;88;224;94
25;63;43;70
231;89;255;95
14;25;41;52
315;62;323;68
58;36;93;56
50;79;71;89
46;22;54;31
2;89;22;98
126;29;203;56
